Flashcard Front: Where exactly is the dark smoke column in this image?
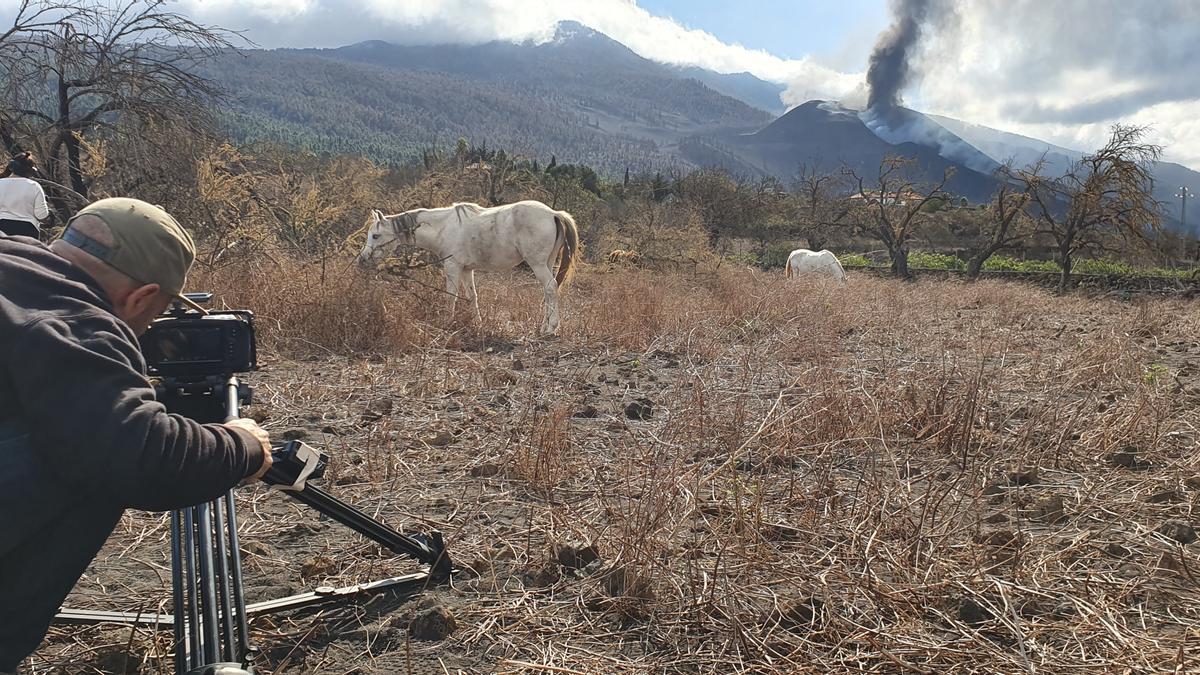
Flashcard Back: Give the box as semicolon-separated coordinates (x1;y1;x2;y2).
866;0;934;124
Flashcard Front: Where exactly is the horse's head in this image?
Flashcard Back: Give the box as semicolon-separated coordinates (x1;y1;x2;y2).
357;208;421;266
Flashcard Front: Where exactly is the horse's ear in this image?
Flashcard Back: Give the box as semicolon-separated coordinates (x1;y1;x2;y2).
371;209;384;221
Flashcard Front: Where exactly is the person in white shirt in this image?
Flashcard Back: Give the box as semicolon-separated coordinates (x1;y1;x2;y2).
0;152;50;239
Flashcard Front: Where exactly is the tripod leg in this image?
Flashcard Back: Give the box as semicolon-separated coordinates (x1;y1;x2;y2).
223;492;255;665
281;485;447;573
194;504;222;665
171;512;187;670
212;499;237;663
181;509;202;670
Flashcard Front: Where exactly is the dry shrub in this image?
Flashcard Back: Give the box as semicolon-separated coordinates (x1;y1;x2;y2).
567;269;676;349
1124;297;1176;339
191;256;441;356
507;405;574;497
593;199;718;272
195;147;388;258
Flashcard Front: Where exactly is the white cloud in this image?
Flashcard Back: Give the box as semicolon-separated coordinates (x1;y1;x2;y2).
176;0;863;100
781;63;864;110
191;0;315;22
911;0;1200;169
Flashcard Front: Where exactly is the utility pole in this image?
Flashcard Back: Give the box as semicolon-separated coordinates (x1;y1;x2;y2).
1179;186;1197;261
1177;186;1193;232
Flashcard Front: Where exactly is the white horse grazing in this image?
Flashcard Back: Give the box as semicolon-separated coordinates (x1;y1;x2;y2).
785;249;846;283
357;200;580;334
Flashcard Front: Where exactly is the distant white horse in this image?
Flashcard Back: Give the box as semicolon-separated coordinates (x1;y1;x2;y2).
785;249;846;283
357;200;580;334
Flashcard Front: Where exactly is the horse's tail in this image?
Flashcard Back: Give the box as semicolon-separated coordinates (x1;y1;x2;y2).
785;257;793;279
554;210;579;288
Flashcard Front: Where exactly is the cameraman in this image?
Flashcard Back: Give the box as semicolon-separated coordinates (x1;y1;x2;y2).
0;198;273;672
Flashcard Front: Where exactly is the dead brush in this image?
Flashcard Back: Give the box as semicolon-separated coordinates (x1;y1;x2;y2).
46;265;1200;674
505;404;573;499
568;268;674;349
1124;298;1174;340
899;353;995;468
192;256;444;356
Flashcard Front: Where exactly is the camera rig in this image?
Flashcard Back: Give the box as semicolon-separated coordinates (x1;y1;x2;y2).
55;293;451;675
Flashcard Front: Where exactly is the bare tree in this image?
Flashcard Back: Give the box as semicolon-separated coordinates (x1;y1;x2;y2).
1017;124;1163;292
962;161;1038;279
847;156;952;278
791;163;852;251
0;1;85;70
1;0;92;154
3;0;241;202
671;168;782;247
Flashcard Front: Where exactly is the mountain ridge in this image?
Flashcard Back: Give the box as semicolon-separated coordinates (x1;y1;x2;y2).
927;113;1198;220
202;21;770;175
202;20;1199;217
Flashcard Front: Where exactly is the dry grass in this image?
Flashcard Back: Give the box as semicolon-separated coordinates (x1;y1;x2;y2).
35;265;1200;674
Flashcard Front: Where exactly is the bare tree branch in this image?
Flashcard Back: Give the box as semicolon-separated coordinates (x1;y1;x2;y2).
1014;124;1163;291
1;0;244;206
845;156;952;277
960;159;1039;278
791;163;853;251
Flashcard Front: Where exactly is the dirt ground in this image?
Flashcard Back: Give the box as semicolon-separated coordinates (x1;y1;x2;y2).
26;269;1200;674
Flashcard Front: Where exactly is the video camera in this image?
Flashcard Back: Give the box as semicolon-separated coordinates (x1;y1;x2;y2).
141;293;257;381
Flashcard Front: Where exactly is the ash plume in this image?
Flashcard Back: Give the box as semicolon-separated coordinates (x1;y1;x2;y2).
853;0;997;173
865;0;938;122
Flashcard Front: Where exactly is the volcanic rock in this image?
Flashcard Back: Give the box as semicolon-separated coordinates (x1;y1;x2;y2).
410;602;457;641
624;398;654;421
1158;520;1197;545
555;540;601;569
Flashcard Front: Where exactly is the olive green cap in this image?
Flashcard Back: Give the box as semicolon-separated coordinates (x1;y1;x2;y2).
62;198;203;312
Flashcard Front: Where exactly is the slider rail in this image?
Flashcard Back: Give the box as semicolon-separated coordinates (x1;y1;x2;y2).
275;483;449;577
53;571;436;629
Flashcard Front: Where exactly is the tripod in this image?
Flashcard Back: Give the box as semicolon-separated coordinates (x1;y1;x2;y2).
55;375;451;674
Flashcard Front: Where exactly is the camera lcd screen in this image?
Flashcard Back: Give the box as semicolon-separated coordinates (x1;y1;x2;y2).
141;310;256;378
144;326;226;365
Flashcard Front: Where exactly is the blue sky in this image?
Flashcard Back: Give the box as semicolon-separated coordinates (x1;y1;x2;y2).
638;0;888;67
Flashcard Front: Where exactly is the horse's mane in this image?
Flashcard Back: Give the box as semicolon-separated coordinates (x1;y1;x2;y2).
451;202;485;218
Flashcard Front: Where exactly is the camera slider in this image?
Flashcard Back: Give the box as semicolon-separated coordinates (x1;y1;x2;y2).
265;440;450;576
54;372;451;674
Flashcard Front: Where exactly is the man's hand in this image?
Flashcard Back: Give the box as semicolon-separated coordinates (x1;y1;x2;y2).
224;418;273;483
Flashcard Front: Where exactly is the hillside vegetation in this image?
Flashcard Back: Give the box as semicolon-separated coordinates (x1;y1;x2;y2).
201;23;772;175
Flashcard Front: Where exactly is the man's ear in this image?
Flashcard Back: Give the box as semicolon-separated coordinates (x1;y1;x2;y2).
125;283;163;316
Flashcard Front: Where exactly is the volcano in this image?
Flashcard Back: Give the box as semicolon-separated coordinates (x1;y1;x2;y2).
706;100;1001;202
